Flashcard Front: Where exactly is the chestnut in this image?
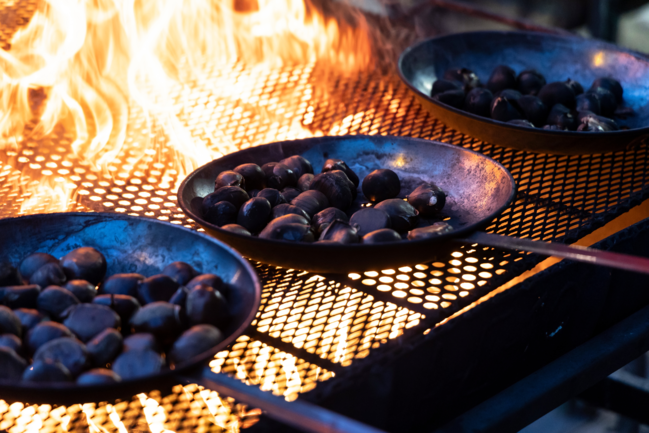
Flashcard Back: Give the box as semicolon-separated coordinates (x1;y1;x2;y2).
86;328;122;367
281;187;301;203
0;334;22;354
24;359;71;383
297;173;314;192
312;208;348;235
203;200;237;226
261;214;311;240
259;223;315;242
564;78;584;96
137;274;179;304
362;169;400;203
256;188;286;207
280;155;313;179
432;89;465;109
0;262;22;287
77;368;121;385
577;114;619;132
19;253;58;281
129;302;184;339
187;274;225;295
546;104;578;131
516;95;548;127
538;82;576;110
291;190;329;218
496;89;522;101
589;87;617;117
491;96;523;122
186;285;229;328
221;224;251;236
362;228;402;244
1;285;41;309
33;337;89;377
0;306;21;337
322;159;360;188
575;93;601;115
406;183;446;216
319;220;360;244
27;322;72;354
168;324;224;365
233;163;265;190
162;262;198;286
214;170;245;190
374;199;419;233
516;69;546;96
237;197;272;233
590;77;623;103
486;65;516;94
36;286;79;320
0;347;26;380
508;119;535;128
310;172;354;210
349;208;391;237
203;186;249;211
431;79;463;96
65;280;96;303
93;294;141;323
60;247;107;285
442;68;481;91
112;349;163;380
271;203;311;221
408;222;453;240
464;88;493;117
63;304;121;343
169;286;188;308
123;333;159;353
14;308;48;331
30;262;66;289
261;162;297;190
102;273;144;297
329;170;357;200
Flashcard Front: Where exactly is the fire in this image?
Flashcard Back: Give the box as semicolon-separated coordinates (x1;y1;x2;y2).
0;0;376;215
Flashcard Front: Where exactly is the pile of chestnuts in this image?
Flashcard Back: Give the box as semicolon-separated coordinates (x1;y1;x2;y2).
0;248;231;384
431;66;631;132
201;155;452;244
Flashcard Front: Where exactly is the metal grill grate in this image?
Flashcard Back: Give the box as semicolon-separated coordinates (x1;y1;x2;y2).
2;1;649;431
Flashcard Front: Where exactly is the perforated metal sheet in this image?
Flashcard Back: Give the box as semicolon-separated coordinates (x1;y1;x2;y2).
2;0;649;431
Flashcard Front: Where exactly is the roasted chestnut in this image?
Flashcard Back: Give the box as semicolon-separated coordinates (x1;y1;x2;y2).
256;188;286;207
362;228;402;244
374;199;419;233
297;173;314;191
259;222;315;242
202;186;249;211
233;163;265;190
491;95;523;122
271;203;311;221
311;207;348;234
0;262;22;287
162;262;197;286
26;322;72;354
577;114;619;132
23;359;70;382
77;368;121;385
14;308;48;331
123;333;159;353
0;334;22;354
589;87;617;117
63;304;121;342
564;78;584;96
33;337;89;377
101;273;144;297
168;324;224;365
215;170;245;190
60;247;107;285
137;274;179;304
546;104;578;131
362;169;401;203
0;347;26;380
349;208;391;237
486;65;516;94
442;68;481;91
237;197;272;233
65;280;96;303
187;273;225;295
464;88;493;117
112;349;163;380
496;89;522;101
30;262;67;289
322;159;360;188
281;187;301;202
0;306;21;337
93;294;141;323
169;286;188;308
590;77;623;103
36;286;79;320
1;285;41;309
129;301;183;339
291;190;329;218
19;253;58;281
431;79;463;96
280;155;313;179
538;82;576;110
432;89;465;109
261;162;297;190
516;69;546;96
508;119;535;128
406;183;446;216
408;222;453;240
575;92;601;115
86;328;122;367
203;200;237;226
221;224;251;236
516;95;548;127
319;220;360;244
186;285;229;328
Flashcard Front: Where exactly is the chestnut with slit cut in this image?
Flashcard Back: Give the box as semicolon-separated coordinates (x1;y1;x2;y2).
60;247;107;285
349;208;391;237
362;228;402;244
322;159;360;188
280;155;313;179
311;207;348;234
362;169;401;203
319;220;360;244
214;170;245;190
407;183;446;216
19;253;58;281
491;95;523;122
374;199;419;233
233;163;265;190
546;104;578;131
261;162;297;190
408;222;454;240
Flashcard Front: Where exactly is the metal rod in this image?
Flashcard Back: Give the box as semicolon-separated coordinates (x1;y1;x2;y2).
185;367;387;433
463;231;649;275
404;0;572;36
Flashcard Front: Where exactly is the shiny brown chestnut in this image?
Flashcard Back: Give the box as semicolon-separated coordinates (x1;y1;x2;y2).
406;183;446;216
362;228;402;244
311;207;348;234
349;208;391;237
361;169;400;203
261;162;297;190
291;190;329;218
407;222;453;240
319;220;360;244
237;197;272;233
280;155;313;179
214;170;245;190
60;247;107;285
322;159;360;188
374;199;419;233
233;163;265;190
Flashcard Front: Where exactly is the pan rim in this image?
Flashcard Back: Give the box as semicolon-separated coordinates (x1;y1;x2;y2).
0;212;261;393
397;30;649;137
177;135;517;252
